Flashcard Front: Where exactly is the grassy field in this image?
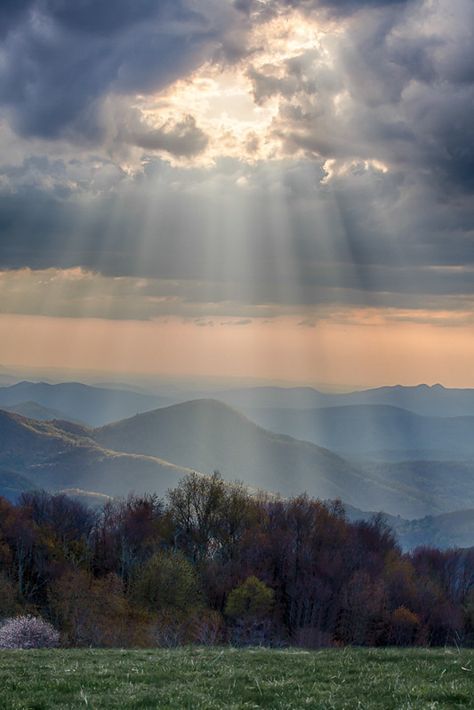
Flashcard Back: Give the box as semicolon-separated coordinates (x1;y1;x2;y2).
0;647;473;709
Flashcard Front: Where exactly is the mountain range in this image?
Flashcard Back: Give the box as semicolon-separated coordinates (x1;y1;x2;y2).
1;400;371;509
212;383;474;418
0;397;472;517
344;504;474;552
1;380;474;549
0;381;173;426
93;399;377;507
239;404;474;459
3;380;474;428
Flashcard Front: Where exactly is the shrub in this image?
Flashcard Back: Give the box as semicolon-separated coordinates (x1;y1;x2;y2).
188;609;225;646
151;609;225;647
0;615;60;649
225;577;276;646
131;551;201;613
225;576;274;621
389;607;420;646
49;570;147;648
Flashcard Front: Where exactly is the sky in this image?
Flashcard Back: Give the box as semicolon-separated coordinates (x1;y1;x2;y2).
0;0;473;388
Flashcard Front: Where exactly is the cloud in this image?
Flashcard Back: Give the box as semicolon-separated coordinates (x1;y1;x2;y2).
0;0;473;324
279;0;409;11
0;155;473;313
122;113;209;158
0;0;243;142
0;0;31;38
235;0;409;19
261;0;474;194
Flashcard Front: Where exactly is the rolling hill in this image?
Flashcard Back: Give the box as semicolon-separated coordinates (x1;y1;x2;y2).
361;459;474;516
240;404;474;459
0;409;192;498
344;504;474;551
2;401;76;422
93;399;376;506
0;381;174;426
92;399;472;517
3;396;474;521
393;509;474;551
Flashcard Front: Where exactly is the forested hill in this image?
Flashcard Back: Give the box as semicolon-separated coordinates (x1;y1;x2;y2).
0;478;473;648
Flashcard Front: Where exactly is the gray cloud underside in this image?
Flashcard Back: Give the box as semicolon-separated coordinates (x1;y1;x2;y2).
0;0;243;142
0;157;472;312
0;0;473;317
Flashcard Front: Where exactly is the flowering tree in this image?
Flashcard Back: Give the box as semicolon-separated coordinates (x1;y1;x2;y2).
0;615;60;649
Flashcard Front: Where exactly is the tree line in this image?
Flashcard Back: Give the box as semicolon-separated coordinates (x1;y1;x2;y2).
0;472;473;648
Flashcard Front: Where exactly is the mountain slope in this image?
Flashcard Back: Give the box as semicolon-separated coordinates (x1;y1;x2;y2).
0;466;37;502
393;509;474;551
4;399;474;519
2;401;77;422
94;399;367;502
3;404;474;550
241;404;474;458
0;410;192;498
0;381;174;427
361;459;474;516
93;399;454;516
344;504;474;551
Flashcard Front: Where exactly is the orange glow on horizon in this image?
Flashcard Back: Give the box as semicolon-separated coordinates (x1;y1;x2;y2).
2;313;474;388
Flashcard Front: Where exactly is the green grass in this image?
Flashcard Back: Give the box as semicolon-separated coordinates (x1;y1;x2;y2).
0;647;473;709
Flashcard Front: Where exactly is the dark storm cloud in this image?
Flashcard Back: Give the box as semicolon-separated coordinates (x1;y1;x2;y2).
0;0;473;319
247;0;474;195
0;0;32;37
0;0;239;141
0;156;473;314
43;0;174;35
234;0;409;19
279;0;408;10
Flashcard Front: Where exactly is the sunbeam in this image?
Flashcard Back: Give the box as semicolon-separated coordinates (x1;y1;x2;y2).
0;1;474;634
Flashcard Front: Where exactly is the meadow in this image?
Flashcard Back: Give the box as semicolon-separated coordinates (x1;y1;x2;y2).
0;647;473;709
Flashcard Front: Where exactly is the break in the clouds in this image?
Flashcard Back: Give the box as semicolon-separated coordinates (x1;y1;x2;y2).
0;0;242;141
0;0;473;325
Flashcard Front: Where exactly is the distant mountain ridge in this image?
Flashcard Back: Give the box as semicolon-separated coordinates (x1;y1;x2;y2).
0;381;174;426
0;397;441;517
345;504;474;552
3;380;474;428
240;404;474;458
213;383;474;418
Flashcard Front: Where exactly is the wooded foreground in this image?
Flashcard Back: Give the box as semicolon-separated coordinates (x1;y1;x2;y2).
1;473;474;648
